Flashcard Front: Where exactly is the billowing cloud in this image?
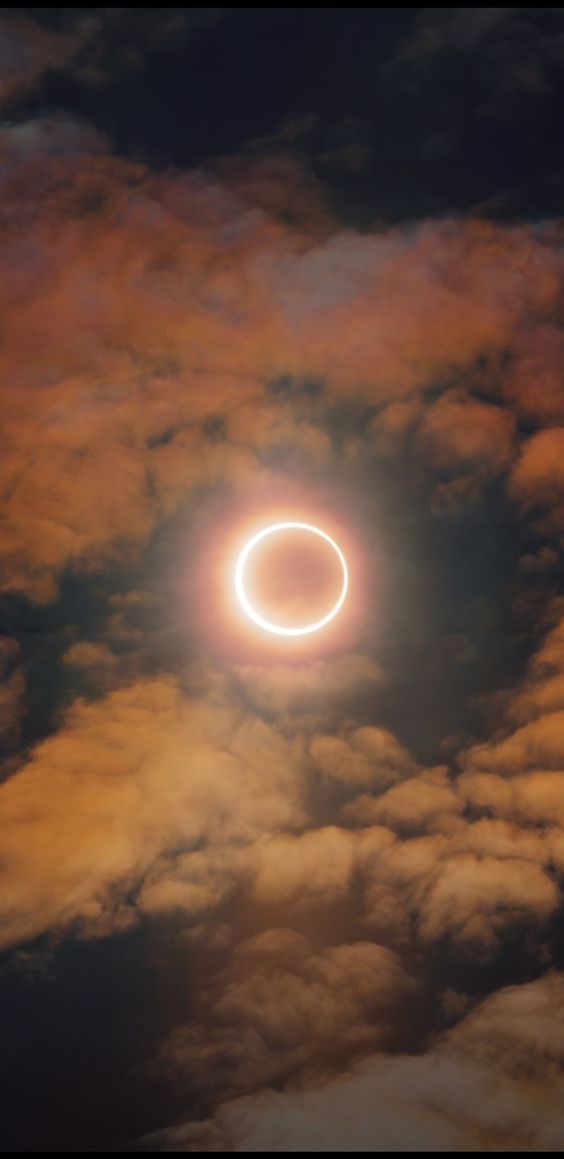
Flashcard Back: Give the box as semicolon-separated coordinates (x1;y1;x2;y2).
0;678;306;948
2;24;564;1151
160;929;417;1098
507;434;564;540
1;116;564;602
156;972;564;1151
310;724;415;791
417;392;515;475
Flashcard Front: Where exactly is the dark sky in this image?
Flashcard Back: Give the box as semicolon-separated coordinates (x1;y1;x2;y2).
12;7;564;221
1;8;564;1153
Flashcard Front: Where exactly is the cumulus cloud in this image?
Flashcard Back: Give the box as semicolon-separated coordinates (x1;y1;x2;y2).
0;678;306;948
63;640;118;670
512;430;564;495
417;392;515;475
503;325;564;422
250;827;357;908
463;709;564;775
345;766;460;831
156;972;564;1151
3;42;564;1152
460;606;564;781
310;724;415;791
0;114;563;601
160;929;417;1099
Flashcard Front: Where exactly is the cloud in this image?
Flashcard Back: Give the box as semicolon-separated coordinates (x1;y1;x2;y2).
0;11;222;114
345;766;460;831
160;929;417;1099
510;429;564;511
156;972;564;1151
414;850;558;949
310;725;415;791
355;820;559;958
0;678;306;949
381;8;564;108
230;653;382;726
518;545;560;575
250;827;357;907
2;60;564;1154
0;15;94;110
63;641;118;671
417;392;515;476
0;638;25;748
463;710;564;775
503;325;564;422
461;769;564;834
0;115;563;600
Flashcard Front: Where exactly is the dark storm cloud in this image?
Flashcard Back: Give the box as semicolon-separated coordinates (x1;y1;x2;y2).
382;7;564;99
62;9;222;88
0;9;223;114
0;13;93;108
5;8;564;222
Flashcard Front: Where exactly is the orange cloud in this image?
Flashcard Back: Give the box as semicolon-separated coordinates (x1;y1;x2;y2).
0;677;306;948
160;929;417;1097
3;99;564;1153
1;118;563;600
162;972;564;1152
511;428;564;500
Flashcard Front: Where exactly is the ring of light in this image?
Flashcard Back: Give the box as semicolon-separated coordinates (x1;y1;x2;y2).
235;521;348;636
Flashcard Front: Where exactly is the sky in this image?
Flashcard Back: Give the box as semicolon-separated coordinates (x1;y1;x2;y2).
2;7;564;1152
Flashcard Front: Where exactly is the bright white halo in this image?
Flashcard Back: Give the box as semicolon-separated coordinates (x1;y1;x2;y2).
234;521;348;636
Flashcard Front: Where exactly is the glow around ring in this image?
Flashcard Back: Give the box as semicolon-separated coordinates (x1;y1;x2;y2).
235;521;348;636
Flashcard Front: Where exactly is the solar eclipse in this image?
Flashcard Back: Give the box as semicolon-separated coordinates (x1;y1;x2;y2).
234;521;349;637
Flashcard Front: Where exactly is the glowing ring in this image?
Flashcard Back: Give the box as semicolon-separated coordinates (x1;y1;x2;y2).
235;521;348;636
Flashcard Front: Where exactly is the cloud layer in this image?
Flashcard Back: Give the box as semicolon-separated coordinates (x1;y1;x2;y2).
1;59;564;1151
